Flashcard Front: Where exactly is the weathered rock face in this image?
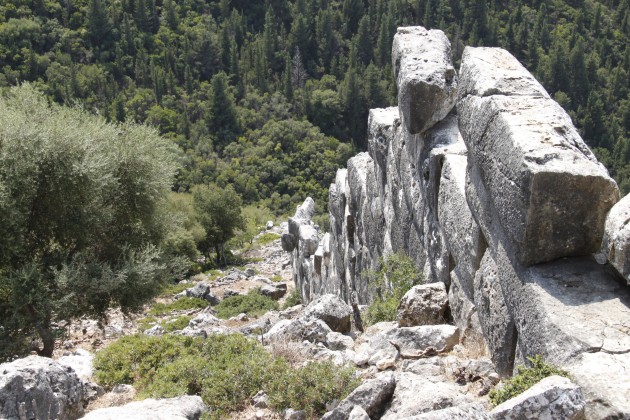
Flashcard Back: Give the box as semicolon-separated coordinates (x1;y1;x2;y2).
598;193;630;285
490;376;586;420
458;47;619;266
392;26;457;134
288;27;629;416
0;356;85;420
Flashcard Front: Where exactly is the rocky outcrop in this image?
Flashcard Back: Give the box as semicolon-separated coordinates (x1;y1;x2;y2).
321;372;396;419
0;356;85;420
287;26;629;417
397;283;449;327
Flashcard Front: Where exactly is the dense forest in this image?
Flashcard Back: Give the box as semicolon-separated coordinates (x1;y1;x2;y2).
1;0;628;205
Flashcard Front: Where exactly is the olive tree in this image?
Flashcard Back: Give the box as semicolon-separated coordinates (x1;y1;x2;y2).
0;85;180;358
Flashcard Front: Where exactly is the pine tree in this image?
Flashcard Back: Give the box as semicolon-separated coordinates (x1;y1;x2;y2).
292;47;308;89
87;0;112;49
164;0;179;31
355;16;372;66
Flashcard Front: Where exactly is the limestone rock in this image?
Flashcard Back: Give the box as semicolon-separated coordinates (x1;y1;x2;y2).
178;283;220;305
0;355;85;420
281;233;297;252
326;332;355;351
392;26;457;134
301;294;353;333
57;348;94;381
348;405;370;420
82;395;206;420
321;371;396;419
299;224;319;257
284;408;307;420
259;283;287;300
490;375;585;420
252;390;269;409
598;193;630;284
381;372;473;419
384;325;459;358
397;282;449;327
458;47;549;99
459;46;619;265
398;403;490;419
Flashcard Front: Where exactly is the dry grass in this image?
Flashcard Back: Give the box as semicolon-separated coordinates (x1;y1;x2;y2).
266;338;309;367
459;330;489;359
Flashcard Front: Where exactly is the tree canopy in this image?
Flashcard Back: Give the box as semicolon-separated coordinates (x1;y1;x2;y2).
0;85;180;358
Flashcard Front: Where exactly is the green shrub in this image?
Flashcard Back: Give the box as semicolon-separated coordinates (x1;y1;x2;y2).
282;288;302;309
159;281;193;297
271;274;283;282
93;333;358;419
364;252;424;325
265;360;359;417
148;297;208;316
163;315;193;332
489;355;569;406
214;289;279;319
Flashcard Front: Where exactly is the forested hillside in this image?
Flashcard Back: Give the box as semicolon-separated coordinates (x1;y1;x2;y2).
1;0;628;206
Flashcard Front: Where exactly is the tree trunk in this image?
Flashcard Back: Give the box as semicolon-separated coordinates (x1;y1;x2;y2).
26;304;55;357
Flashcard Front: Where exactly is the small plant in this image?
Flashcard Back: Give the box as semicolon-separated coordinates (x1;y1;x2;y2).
364;252;424;325
282;288;302;309
148;297;208;316
271;274;283;282
489;355;569;406
214;289;279;319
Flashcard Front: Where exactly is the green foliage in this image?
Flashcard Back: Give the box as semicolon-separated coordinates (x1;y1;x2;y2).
193;183;245;265
159;281;195;297
282;289;303;309
215;289;279;319
489;355;570;406
0;85;179;358
93;334;358;418
163;315;193;332
265;360;360;417
147;297;208;316
364;252;424;325
256;232;281;246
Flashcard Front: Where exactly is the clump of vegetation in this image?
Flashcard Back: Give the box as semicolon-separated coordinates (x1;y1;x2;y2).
364;252;424;325
489;355;570;406
271;274;283;283
163;315;193;332
266;360;360;417
282;289;302;310
159;281;194;297
148;297;208;316
93;334;358;418
215;289;278;319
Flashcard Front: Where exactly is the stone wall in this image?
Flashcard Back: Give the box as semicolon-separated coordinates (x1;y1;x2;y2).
284;26;630;418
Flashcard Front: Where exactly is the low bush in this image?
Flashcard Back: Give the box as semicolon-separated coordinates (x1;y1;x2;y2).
93;333;358;419
215;289;278;319
364;252;424;325
265;360;359;417
489;355;569;406
163;315;193;332
159;281;194;297
148;297;208;316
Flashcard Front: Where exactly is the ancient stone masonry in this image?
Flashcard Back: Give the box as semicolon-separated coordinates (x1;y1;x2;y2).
286;26;630;418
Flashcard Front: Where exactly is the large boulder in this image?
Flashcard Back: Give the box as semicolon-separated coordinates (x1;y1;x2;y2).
392;26;457;134
490;376;585;420
598;193;630;285
381;372;474;419
398;403;490;419
459;46;619;266
397;283;449;327
0;355;85;420
259;283;287;300
321;372;396;419
82;395;206;420
301;294;353;333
